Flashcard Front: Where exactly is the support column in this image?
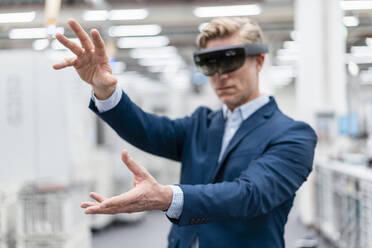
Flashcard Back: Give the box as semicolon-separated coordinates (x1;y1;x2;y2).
294;0;346;226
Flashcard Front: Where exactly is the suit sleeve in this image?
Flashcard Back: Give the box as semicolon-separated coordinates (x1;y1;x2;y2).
174;121;317;225
89;90;194;162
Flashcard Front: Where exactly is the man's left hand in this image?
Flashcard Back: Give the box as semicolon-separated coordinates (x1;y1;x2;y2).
80;149;173;214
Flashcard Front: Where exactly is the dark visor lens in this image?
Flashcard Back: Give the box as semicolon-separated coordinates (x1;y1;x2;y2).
194;48;246;76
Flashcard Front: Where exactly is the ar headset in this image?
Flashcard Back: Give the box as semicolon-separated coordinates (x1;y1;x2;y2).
193;43;269;76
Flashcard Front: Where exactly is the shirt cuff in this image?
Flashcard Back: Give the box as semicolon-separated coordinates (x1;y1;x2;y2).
165;185;184;219
91;84;122;113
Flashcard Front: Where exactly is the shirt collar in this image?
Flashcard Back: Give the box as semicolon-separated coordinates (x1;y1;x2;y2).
222;95;270;121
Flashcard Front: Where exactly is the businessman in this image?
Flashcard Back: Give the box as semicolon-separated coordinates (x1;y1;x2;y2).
53;17;317;248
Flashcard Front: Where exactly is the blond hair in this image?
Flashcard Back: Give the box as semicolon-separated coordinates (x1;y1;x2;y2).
196;17;264;49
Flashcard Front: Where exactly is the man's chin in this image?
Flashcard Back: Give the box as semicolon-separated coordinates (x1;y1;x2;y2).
220;97;248;110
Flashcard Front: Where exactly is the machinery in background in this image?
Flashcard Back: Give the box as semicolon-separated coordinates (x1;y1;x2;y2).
307;49;372;247
17;184;91;248
0;187;18;248
315;158;372;248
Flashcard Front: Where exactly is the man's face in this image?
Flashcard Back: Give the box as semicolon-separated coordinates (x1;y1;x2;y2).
206;35;264;111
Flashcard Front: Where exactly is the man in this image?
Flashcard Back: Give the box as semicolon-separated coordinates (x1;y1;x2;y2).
53;17;317;248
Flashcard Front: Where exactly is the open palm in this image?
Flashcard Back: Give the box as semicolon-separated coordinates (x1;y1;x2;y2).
80;150;173;214
53;19;117;99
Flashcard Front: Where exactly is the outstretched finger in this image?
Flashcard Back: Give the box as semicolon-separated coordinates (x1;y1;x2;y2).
80;201;97;208
53;57;77;70
68;19;94;51
121;150;148;178
101;195;125;209
55;33;84;56
101;190;137;209
85;205;120;214
90;192;106;203
91;29;106;57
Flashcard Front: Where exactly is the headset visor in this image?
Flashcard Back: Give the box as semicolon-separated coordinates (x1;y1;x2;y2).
193;43;268;76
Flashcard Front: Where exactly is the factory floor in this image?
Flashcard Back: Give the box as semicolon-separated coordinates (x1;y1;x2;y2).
92;206;335;248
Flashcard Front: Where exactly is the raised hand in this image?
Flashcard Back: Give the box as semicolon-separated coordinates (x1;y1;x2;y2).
80;150;173;214
53;19;117;100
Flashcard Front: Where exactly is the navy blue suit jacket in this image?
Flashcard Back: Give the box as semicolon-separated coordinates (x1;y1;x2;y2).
89;91;317;248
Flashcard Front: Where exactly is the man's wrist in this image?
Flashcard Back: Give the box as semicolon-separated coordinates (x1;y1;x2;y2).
92;84;117;100
165;185;184;219
159;185;173;211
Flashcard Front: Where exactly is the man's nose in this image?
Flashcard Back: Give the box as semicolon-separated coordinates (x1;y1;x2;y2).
215;69;229;79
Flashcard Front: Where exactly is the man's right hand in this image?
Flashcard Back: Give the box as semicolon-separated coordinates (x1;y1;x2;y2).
53;19;117;100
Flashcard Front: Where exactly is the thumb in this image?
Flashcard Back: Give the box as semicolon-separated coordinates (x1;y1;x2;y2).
121;149;148;178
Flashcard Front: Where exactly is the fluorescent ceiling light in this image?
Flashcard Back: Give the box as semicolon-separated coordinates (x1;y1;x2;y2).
83;10;108;21
138;56;184;67
346;53;372;64
340;1;372;10
109;9;148;20
194;4;261;18
290;31;298;41
117;36;169;48
351;46;372;56
129;46;177;59
348;62;359;76
108;25;161;37
52;38;81;50
366;37;372;47
0;11;35;23
9;27;64;39
343;16;359;27
33;39;50;50
84;9;148;21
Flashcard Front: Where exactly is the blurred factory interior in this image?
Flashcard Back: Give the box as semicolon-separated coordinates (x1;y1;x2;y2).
1;0;372;247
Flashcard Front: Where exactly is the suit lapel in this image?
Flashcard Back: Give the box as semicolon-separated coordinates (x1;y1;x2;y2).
204;110;225;184
208;98;277;182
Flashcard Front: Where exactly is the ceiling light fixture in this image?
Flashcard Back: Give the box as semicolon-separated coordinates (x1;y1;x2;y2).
9;27;64;39
108;25;161;37
138;57;184;67
117;36;169;49
343;16;359;27
194;4;261;18
340;1;372;10
83;9;148;21
351;46;372;57
129;46;178;59
109;9;148;20
83;10;108;21
0;11;35;23
366;37;372;46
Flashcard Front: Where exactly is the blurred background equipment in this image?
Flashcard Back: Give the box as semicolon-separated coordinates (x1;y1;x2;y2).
17;183;91;248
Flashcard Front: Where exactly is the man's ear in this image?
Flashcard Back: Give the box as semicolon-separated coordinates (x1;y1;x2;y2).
255;54;265;72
